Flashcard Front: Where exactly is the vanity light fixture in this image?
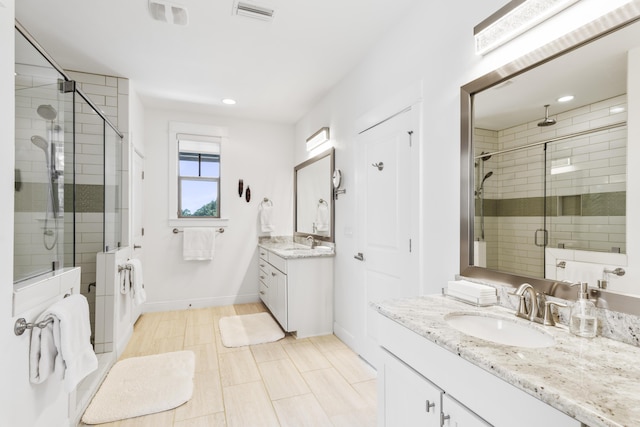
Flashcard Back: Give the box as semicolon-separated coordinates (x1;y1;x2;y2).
557;95;574;102
306;127;330;151
474;0;580;55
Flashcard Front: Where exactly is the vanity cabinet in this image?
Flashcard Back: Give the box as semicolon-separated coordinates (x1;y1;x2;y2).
381;349;489;427
258;247;333;338
378;314;581;427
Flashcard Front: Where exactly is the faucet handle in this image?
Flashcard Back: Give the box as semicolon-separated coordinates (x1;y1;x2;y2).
542;300;568;326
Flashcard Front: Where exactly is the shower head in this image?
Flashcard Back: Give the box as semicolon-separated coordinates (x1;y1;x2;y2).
479;171;493;191
37;104;57;121
30;135;49;151
537;104;556;127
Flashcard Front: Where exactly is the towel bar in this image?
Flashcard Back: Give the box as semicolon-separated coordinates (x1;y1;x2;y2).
172;227;225;234
14;317;54;336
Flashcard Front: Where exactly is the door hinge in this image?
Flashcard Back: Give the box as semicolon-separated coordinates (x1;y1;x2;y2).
141;227;144;236
408;130;413;147
59;79;76;93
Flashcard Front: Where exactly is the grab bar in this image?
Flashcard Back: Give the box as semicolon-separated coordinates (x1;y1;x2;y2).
172;227;225;234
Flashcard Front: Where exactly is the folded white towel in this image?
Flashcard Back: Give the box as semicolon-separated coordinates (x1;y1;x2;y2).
120;268;130;295
183;228;216;261
447;289;497;305
260;203;275;232
126;258;146;305
315;202;329;232
447;280;496;297
30;294;98;392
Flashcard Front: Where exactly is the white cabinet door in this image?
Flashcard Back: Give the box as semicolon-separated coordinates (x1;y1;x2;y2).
442;395;491;427
380;350;441;427
271;267;288;330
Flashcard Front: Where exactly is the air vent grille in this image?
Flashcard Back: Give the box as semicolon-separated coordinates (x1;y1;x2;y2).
234;2;275;21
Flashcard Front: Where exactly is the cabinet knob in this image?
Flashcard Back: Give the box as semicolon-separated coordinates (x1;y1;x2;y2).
272;272;277;277
260;275;265;280
426;400;435;413
260;263;266;267
259;291;265;295
354;252;364;261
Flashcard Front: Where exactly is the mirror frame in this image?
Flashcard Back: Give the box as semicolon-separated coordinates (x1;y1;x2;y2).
460;2;640;316
294;148;335;243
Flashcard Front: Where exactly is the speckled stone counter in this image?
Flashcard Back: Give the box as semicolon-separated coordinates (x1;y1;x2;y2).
258;237;335;259
373;295;640;427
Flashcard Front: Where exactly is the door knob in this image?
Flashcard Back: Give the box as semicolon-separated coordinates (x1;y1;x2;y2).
354;252;364;261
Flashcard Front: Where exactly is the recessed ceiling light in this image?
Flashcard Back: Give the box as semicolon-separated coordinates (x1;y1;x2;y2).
557;95;574;103
222;98;237;105
610;106;626;114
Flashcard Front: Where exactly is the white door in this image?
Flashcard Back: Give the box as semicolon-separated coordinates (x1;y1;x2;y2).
356;106;419;366
132;149;144;322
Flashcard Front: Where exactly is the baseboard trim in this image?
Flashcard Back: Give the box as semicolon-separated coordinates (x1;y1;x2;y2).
142;294;261;313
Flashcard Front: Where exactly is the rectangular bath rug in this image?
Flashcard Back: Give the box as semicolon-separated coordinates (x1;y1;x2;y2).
219;312;285;347
81;350;195;424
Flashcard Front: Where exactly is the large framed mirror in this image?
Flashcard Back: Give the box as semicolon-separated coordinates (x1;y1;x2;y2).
294;148;335;242
460;2;640;315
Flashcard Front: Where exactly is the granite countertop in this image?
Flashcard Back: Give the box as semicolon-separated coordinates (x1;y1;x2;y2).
258;240;335;259
373;295;640;427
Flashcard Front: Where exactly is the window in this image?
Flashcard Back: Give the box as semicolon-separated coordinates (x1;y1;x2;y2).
178;139;220;218
168;122;228;227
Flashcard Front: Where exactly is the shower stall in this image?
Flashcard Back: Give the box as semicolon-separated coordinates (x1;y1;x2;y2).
14;22;123;347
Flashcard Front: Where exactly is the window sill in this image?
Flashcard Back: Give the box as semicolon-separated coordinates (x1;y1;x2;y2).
169;218;230;228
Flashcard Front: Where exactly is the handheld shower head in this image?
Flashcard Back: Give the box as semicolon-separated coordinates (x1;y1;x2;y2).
30;135;49;151
481;171;493;185
36;104;58;121
537;104;556;127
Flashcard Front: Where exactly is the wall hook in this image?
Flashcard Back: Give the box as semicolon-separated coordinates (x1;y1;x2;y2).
372;162;384;171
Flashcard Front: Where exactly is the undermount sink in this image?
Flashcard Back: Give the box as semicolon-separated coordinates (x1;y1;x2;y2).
282;245;332;252
444;312;555;348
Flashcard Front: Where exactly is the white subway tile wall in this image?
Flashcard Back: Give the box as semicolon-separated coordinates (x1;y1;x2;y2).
474;95;627;275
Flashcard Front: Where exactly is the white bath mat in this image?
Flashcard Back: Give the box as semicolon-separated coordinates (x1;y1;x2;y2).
219;312;285;347
81;351;195;425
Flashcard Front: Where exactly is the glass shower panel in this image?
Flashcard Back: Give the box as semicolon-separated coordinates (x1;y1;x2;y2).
546;127;627;253
14;30;69;282
104;124;122;252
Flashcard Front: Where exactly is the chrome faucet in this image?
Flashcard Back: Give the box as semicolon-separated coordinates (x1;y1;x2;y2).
306;235;316;249
511;283;567;326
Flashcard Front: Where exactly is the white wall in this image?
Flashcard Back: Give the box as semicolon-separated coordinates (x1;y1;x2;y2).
0;1;18;424
295;0;634;352
142;107;294;311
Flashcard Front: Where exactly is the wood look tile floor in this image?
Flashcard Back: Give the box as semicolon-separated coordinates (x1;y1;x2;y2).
80;303;377;427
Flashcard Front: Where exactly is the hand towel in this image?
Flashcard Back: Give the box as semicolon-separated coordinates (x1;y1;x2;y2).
120;268;130;294
30;294;98;392
126;258;147;305
183;228;216;260
260;203;275;232
315;202;329;232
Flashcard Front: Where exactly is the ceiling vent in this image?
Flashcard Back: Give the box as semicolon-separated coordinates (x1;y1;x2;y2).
149;0;189;26
233;1;275;22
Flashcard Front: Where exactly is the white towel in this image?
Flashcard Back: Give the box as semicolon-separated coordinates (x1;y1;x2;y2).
120;268;130;294
126;258;147;305
260;203;275;232
183;228;216;261
315;203;329;232
29;294;98;392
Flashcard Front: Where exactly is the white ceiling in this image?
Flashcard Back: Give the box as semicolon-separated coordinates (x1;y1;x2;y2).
16;0;418;124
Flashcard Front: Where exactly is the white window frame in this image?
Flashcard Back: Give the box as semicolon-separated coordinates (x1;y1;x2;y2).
168;122;229;227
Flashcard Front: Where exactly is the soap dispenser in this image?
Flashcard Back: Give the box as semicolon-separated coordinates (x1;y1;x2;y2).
569;282;597;338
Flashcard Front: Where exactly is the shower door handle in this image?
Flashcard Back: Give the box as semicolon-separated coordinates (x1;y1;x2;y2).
534;229;548;247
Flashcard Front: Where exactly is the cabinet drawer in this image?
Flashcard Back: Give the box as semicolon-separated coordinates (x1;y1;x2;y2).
259;282;269;306
269;253;287;273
